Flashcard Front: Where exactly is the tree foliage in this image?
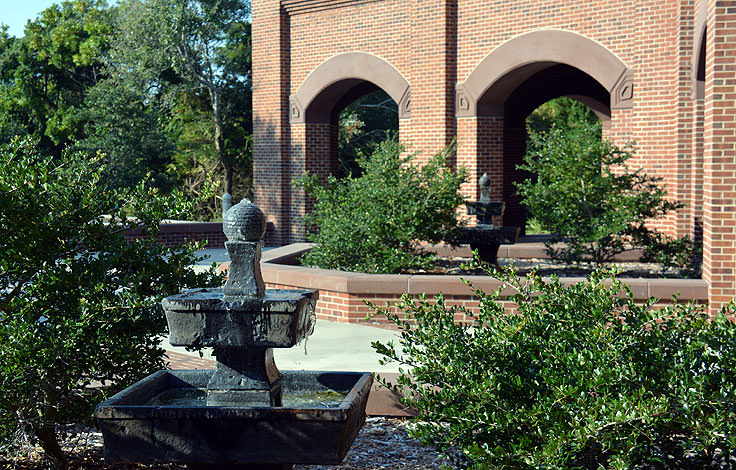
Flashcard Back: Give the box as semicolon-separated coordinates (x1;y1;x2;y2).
516;121;686;267
372;262;736;469
0;0;113;154
0;138;219;467
337;90;398;178
296;137;466;274
526;96;600;138
0;0;253;220
112;0;252;200
77;77;176;190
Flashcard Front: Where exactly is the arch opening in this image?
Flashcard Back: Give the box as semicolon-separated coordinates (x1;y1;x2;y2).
693;26;707;99
522;97;603;234
457;29;630;118
469;62;612;232
290;52;408;179
336;88;399;178
297;78;400;180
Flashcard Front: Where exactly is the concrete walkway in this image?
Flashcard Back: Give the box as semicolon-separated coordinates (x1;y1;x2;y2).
180;247;402;373
162;319;403;374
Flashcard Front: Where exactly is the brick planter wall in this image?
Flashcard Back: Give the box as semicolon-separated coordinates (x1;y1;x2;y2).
125;222;226;248
260;244;708;328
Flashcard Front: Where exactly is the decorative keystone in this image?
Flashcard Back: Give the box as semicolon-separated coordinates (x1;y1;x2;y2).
223;199;266;298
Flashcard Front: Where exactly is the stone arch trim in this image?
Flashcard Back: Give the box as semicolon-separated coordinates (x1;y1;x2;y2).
456;29;633;117
290;52;410;124
692;0;708;99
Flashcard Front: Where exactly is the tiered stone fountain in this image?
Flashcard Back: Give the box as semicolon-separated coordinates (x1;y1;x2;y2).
455;173;520;267
95;200;372;470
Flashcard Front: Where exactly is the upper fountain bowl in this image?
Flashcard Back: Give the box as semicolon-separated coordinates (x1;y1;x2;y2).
163;288;317;348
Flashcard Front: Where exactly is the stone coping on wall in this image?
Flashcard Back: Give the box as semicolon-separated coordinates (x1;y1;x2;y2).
125;220;227;249
126;220;223;235
261;243;707;302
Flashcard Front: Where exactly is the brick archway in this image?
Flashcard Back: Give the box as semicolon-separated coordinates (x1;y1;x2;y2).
456;29;631;117
289;52;411;124
287;52;409;240
455;30;631;230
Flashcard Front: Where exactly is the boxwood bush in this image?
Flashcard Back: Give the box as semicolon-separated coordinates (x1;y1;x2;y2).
372;261;736;469
295;136;466;274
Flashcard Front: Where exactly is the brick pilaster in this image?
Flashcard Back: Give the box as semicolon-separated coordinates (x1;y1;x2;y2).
252;0;291;245
410;0;457;160
702;0;736;315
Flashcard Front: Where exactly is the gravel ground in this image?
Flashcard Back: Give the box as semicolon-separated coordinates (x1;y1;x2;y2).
418;256;691;278
0;418;447;470
3;418;735;469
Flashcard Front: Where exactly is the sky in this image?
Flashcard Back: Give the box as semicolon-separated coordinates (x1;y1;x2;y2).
2;0;59;37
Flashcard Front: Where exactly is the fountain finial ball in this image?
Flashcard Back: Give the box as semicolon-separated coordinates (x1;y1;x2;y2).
223;199;267;242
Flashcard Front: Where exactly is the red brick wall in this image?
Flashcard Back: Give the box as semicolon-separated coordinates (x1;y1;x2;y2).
125;222;227;248
267;282;705;329
702;0;736;315
253;0;736;312
253;0;291;245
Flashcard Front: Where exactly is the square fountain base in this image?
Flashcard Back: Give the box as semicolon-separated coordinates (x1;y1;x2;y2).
94;370;372;466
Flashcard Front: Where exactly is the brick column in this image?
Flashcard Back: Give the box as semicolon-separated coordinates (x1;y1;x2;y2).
289;122;335;241
252;0;290;245
691;97;705;242
410;0;457;160
702;0;736;315
457;116;504;224
673;0;697;238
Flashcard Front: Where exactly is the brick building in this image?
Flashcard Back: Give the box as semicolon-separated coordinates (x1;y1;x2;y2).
252;0;736;314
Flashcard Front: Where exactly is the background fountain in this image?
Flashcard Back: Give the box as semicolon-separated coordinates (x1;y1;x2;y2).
454;173;520;266
95;200;372;469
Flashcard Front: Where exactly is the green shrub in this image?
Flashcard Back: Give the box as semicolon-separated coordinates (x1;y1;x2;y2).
0;138;219;467
636;228;703;278
516;122;694;269
295;137;466;274
372;262;736;469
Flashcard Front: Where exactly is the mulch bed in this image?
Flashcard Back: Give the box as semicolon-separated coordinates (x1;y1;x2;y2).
408;256;692;279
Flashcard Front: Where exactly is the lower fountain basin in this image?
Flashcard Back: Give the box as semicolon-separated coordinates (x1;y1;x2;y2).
94;370;372;466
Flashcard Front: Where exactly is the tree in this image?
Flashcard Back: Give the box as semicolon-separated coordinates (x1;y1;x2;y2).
77;76;176;190
516;121;683;266
164;84;253;219
526;96;600;138
113;0;252;201
337;90;398;178
0;26;26;144
0;138;219;468
0;0;114;155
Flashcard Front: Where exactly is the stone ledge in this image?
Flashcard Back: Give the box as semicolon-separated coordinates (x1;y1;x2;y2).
261;244;708;302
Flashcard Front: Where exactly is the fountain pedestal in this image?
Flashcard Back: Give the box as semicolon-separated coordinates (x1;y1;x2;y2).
95;200;372;469
455;173;520;266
